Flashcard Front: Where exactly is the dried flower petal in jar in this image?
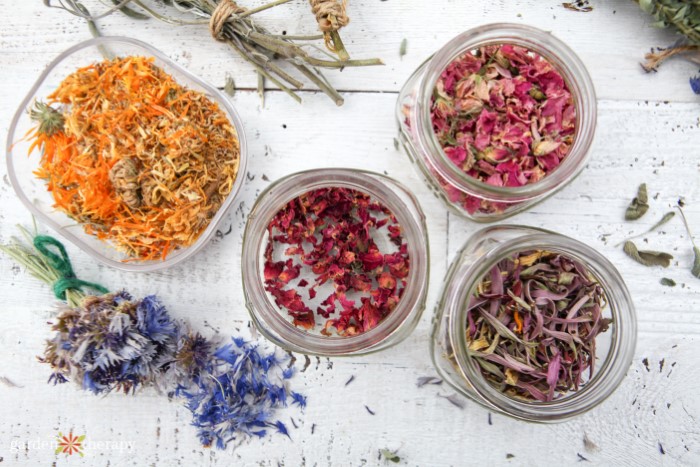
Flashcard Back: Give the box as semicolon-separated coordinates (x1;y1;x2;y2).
431;226;636;422
243;169;429;356
397;24;597;222
467;249;610;402
432;45;576;215
263;187;410;337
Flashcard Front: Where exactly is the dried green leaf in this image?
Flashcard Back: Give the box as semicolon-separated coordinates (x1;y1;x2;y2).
625;183;649;220
634;0;700;43
224;76;236;97
380;449;400;463
660;277;677;287
618;211;676;247
676;204;700;279
647;212;676;233
623;241;673;268
399;38;408;58
692;246;700;278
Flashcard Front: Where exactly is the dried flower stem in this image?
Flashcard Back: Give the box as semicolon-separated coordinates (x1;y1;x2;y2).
0;222;96;307
642;44;700;72
47;0;383;105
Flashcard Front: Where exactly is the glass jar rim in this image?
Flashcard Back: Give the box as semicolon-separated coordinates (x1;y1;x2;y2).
242;168;429;356
415;23;597;203
446;226;636;421
5;36;248;272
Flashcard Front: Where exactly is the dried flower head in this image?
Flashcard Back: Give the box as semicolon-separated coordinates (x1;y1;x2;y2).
41;291;178;394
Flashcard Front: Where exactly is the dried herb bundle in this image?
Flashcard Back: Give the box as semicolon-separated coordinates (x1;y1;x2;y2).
466;250;611;402
636;0;700;44
46;0;383;105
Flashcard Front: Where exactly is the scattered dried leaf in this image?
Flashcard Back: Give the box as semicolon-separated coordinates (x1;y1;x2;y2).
623;241;673;268
416;376;442;387
625;183;649;220
660;278;677;287
0;376;22;388
380;449;401;463
439;393;465;409
224;75;236;97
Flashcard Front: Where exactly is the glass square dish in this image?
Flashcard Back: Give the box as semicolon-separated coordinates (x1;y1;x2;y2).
5;36;247;272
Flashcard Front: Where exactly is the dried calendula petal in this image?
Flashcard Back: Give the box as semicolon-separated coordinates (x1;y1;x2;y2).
28;56;240;261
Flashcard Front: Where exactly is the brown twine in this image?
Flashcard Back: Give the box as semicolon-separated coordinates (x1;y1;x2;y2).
209;0;246;41
642;45;700;72
309;0;349;51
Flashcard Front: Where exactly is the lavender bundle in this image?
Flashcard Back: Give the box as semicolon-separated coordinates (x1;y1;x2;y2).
0;224;305;449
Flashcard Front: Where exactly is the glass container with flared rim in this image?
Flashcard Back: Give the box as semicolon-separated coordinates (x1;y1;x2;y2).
396;23;597;222
5;36;248;272
431;225;636;422
242;168;430;356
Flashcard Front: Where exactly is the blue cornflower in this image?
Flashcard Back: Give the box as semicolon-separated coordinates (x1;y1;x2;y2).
690;75;700;95
136;295;177;344
177;337;306;449
213;343;239;365
291;392;307;409
273;420;290;439
40;293;179;395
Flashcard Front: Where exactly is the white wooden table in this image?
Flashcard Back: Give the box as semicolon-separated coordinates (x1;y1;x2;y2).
1;1;699;465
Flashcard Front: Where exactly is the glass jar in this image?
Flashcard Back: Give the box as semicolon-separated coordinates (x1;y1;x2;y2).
396;24;597;222
242;168;429;356
431;225;636;422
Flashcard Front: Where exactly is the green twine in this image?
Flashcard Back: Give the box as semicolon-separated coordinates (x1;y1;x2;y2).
32;235;109;301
